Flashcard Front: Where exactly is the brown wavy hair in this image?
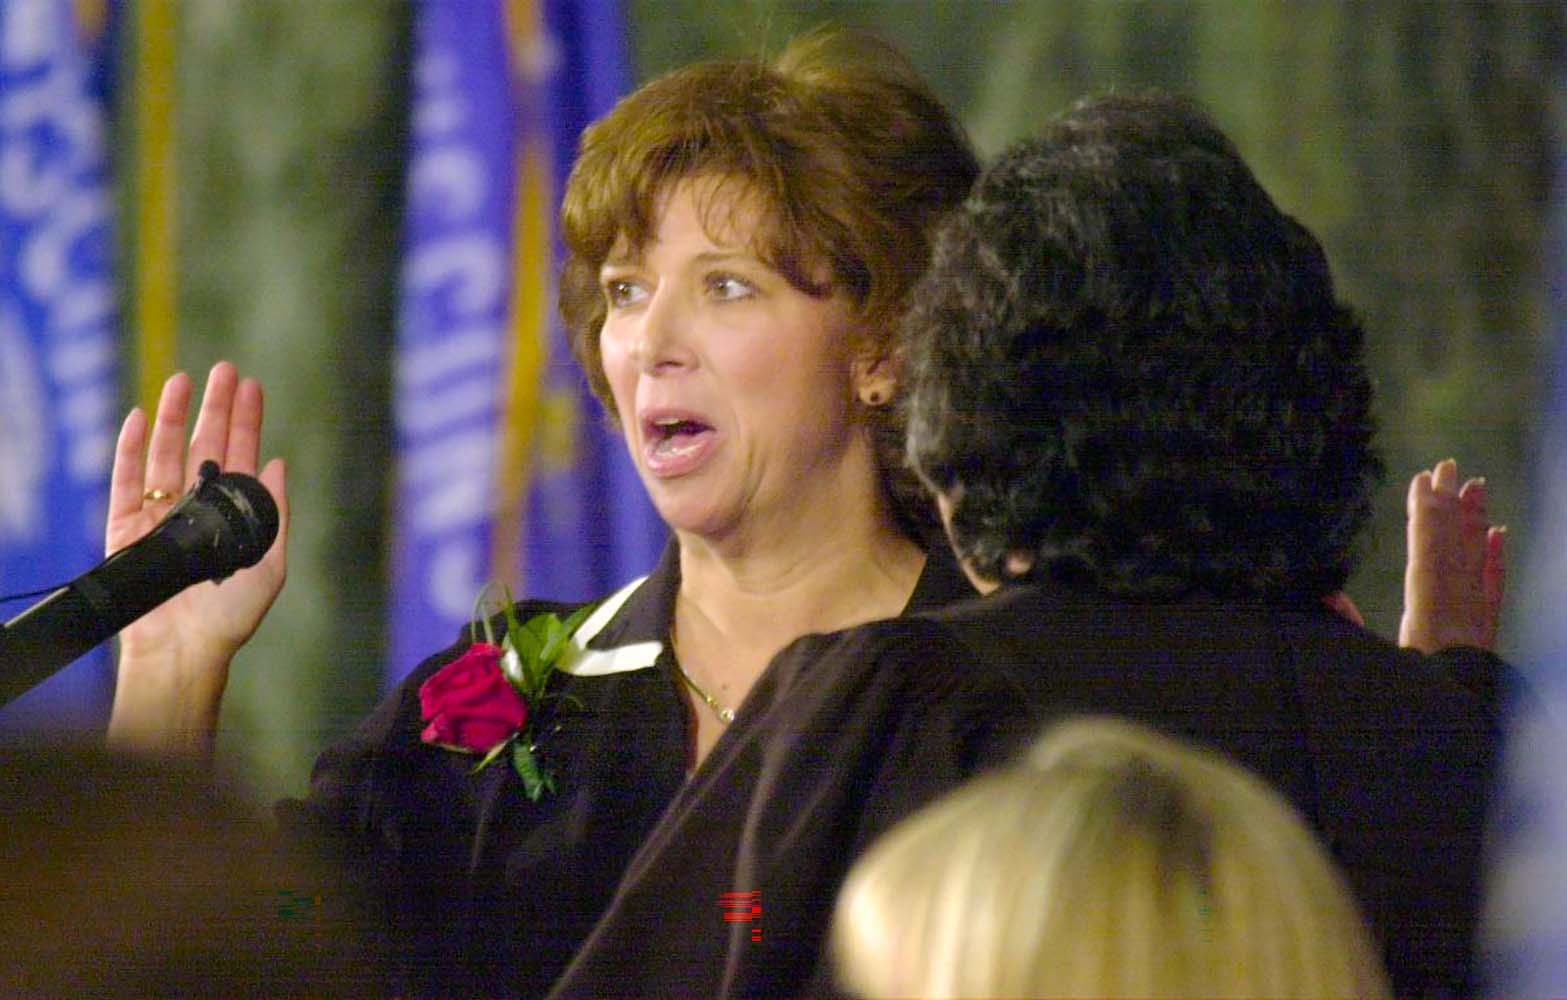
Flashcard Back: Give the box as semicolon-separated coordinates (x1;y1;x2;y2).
559;27;977;538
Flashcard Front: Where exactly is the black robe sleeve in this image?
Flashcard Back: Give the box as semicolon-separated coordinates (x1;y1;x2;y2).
1279;623;1509;997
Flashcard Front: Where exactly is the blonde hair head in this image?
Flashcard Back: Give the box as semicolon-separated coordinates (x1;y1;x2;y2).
833;717;1390;999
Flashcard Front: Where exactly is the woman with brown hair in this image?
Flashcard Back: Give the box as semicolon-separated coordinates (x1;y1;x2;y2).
104;28;979;998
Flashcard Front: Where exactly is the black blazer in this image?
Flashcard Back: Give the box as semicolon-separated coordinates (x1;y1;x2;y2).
275;541;974;998
553;577;1505;998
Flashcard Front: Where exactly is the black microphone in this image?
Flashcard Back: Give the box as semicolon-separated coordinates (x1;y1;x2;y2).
0;460;280;707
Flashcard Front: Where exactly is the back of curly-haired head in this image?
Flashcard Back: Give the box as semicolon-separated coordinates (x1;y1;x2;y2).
904;91;1381;600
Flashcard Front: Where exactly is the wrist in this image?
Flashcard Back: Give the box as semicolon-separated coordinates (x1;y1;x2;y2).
108;649;229;757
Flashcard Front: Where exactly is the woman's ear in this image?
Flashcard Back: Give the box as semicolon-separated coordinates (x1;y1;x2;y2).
852;354;899;407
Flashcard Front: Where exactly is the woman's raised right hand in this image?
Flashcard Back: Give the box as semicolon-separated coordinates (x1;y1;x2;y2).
106;362;289;755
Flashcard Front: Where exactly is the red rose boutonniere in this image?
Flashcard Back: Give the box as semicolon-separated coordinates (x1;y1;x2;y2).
419;642;525;751
419;591;595;801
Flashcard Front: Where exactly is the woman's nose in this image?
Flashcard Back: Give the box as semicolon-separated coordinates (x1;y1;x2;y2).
629;289;691;374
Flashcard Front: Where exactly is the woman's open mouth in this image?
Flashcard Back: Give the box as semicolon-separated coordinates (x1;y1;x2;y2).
642;413;717;476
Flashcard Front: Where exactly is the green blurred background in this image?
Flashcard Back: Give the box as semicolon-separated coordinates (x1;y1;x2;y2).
137;0;1562;801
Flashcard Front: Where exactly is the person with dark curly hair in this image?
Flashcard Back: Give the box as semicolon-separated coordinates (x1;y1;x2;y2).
905;92;1431;609
550;92;1507;999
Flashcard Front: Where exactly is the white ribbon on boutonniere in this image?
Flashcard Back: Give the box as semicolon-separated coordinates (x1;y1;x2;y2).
554;575;663;677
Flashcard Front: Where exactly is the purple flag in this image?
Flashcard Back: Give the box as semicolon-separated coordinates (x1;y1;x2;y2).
389;0;661;683
0;0;119;731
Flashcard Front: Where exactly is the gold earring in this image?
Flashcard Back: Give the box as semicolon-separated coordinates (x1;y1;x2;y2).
861;387;887;406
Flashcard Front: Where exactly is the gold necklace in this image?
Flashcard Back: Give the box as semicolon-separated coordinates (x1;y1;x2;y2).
669;613;736;724
675;660;736;724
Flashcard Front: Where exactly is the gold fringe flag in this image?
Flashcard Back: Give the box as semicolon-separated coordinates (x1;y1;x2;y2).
133;0;177;414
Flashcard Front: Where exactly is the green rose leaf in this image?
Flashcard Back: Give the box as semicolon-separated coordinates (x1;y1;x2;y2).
537;619;570;667
508;618;546;667
470;733;515;775
512;741;553;802
538;603;594;667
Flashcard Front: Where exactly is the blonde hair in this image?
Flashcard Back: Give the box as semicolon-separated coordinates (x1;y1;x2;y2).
833;717;1391;999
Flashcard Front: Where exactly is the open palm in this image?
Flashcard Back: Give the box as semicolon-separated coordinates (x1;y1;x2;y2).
1399;458;1504;654
107;363;289;731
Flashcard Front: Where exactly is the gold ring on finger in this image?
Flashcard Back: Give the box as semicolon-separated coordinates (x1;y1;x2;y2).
142;488;177;503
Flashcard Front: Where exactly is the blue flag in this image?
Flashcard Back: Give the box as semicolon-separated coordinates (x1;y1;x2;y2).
1485;90;1567;994
390;0;662;684
0;0;119;731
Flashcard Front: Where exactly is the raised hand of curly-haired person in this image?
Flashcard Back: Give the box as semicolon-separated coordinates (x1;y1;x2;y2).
1399;458;1505;654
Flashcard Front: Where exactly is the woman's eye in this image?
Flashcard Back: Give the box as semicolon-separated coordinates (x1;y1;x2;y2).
603;279;646;308
707;273;755;301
